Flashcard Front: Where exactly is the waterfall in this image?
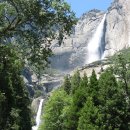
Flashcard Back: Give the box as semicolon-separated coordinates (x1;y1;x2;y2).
85;14;106;64
128;26;130;46
32;99;44;130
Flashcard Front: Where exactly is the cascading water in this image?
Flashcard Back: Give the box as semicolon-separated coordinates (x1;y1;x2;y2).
128;26;130;47
85;14;106;64
32;99;44;130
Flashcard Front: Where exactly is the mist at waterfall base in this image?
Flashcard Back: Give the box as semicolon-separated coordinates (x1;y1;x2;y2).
85;14;106;64
32;99;44;130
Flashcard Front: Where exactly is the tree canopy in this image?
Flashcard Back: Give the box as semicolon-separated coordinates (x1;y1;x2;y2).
0;45;31;130
0;0;76;70
0;0;76;129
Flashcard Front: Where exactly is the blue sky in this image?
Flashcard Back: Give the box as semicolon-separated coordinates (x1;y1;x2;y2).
65;0;113;17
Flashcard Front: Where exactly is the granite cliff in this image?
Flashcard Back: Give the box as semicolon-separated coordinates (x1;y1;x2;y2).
50;9;105;72
50;0;130;72
104;0;130;57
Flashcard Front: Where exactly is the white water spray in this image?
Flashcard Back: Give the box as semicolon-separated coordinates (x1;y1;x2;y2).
85;14;106;64
32;99;44;130
128;26;130;47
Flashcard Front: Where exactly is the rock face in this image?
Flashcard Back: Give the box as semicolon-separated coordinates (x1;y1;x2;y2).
104;0;130;57
50;0;130;72
50;9;105;72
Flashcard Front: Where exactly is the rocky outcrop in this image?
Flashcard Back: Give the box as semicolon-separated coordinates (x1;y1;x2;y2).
31;97;43;114
104;0;130;57
50;0;130;73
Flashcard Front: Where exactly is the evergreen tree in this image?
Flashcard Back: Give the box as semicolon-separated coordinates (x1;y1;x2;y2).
41;64;130;130
0;45;31;130
80;72;88;87
64;73;88;130
112;53;130;101
111;53;130;129
88;69;99;105
73;73;88;111
117;81;130;130
98;68;130;129
89;70;98;91
60;97;76;130
98;69;118;129
63;75;71;94
78;97;101;130
71;71;81;94
0;92;6;128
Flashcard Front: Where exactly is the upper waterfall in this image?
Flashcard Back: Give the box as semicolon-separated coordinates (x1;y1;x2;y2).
85;14;106;64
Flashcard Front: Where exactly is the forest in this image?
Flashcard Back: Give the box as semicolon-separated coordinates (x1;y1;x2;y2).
40;53;130;130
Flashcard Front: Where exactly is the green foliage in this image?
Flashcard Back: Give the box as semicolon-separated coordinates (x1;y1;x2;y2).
40;71;88;130
40;53;130;130
89;69;98;91
34;90;43;98
0;45;31;130
80;72;88;87
88;69;99;105
40;89;71;130
111;53;130;129
110;48;130;62
112;53;130;98
61;102;77;130
63;75;71;94
73;73;88;111
71;74;89;129
98;69;118;104
0;92;5;103
98;69;120;129
71;71;81;94
0;0;77;70
78;97;101;130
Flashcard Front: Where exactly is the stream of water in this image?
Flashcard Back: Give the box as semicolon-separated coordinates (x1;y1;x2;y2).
32;99;44;130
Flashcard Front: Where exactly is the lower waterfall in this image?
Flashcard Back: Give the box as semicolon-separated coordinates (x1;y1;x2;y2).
32;99;44;130
85;14;106;64
128;26;130;46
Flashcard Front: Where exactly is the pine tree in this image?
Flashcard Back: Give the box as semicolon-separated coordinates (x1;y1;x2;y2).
88;69;99;105
60;97;76;130
67;73;89;129
111;53;130;129
0;45;31;130
80;72;88;87
73;73;88;111
63;75;71;94
78;97;101;130
71;71;81;94
98;68;130;129
89;70;98;91
112;53;130;102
